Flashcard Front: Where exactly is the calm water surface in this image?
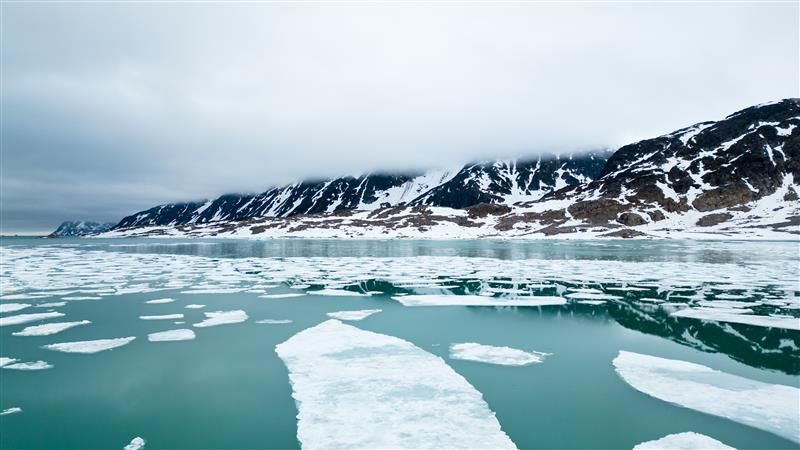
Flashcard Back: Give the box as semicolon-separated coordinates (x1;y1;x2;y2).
0;238;798;449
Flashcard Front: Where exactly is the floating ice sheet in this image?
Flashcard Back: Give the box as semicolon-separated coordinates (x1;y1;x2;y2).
449;343;549;366
307;289;370;297
0;407;21;416
12;320;91;336
393;295;567;307
275;320;516;449
193;310;248;328
185;304;205;309
148;329;195;342
0;312;65;327
145;298;175;304
124;437;146;450
325;309;382;321
256;319;293;324
3;360;53;370
613;351;800;443
139;314;184;320
43;337;136;354
260;293;305;299
633;432;734;450
0;357;17;367
0;303;31;314
672;308;800;331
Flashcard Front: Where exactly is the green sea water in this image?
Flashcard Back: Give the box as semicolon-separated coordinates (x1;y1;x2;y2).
0;238;798;450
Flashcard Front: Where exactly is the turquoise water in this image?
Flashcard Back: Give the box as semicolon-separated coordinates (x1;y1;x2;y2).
0;238;798;449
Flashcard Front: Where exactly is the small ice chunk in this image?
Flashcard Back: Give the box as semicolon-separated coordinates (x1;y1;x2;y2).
3;360;53;370
275;320;516;449
450;343;549;366
43;337;136;354
13;320;91;336
393;295;566;307
0;357;18;367
145;298;174;304
124;437;146;450
256;319;293;324
633;432;734;449
326;309;382;321
193;310;248;328
0;407;21;416
565;292;622;300
578;300;607;305
139;314;184;320
148;329;195;342
0;312;65;327
184;304;205;309
613;351;800;443
34;302;67;308
0;303;31;313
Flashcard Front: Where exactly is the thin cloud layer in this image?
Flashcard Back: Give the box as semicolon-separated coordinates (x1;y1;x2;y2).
2;2;797;232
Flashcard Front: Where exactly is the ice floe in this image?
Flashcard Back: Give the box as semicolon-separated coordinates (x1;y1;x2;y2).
275;320;516;449
256;319;293;324
449;343;550;366
3;360;53;370
0;312;65;327
139;314;184;321
0;357;17;367
671;308;800;331
185;304;205;309
393;295;567;307
260;293;304;299
148;329;196;342
613;351;800;443
12;320;91;336
633;432;734;450
34;302;67;308
145;298;175;304
0;303;31;314
124;437;146;450
325;309;382;321
307;288;370;297
43;337;136;354
193;310;248;328
0;407;21;416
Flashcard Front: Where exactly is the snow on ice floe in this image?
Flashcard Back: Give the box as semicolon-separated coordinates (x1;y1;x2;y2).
193;310;248;328
124;436;146;450
260;293;304;299
325;309;382;321
148;329;195;342
139;314;184;321
393;295;567;307
12;320;91;336
145;298;175;304
275;320;516;449
2;360;53;370
0;312;65;327
0;303;31;314
449;343;550;366
0;407;22;416
256;319;293;324
185;304;205;309
43;337;136;354
671;308;800;331
613;351;800;443
633;432;734;450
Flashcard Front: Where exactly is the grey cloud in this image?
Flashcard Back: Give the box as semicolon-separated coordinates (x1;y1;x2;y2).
2;2;798;233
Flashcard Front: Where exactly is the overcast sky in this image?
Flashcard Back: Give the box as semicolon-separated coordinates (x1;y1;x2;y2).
2;2;797;233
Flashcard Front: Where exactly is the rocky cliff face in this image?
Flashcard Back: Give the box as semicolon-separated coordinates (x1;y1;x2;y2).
48;221;115;237
113;152;609;229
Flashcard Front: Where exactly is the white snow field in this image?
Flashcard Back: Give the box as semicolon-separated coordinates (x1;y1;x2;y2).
633;432;734;450
449;343;550;366
275;320;517;449
613;351;800;443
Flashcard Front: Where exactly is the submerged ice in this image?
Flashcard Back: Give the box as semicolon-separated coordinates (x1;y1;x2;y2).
275;319;516;449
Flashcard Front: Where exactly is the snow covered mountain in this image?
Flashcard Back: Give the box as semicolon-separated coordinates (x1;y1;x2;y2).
48;221;115;237
113;152;609;229
91;99;799;239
